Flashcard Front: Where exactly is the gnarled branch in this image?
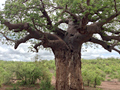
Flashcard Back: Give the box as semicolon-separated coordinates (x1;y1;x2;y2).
114;0;118;13
40;0;52;29
89;37;112;52
101;27;120;34
14;32;62;49
97;11;120;26
14;34;32;49
87;0;90;6
33;42;42;52
0;17;66;49
113;48;120;54
89;37;120;54
41;34;69;50
99;32;120;41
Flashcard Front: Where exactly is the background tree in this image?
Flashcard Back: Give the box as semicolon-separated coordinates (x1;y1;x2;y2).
0;0;120;90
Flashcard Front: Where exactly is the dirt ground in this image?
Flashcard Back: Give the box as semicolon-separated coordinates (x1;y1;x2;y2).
97;79;120;90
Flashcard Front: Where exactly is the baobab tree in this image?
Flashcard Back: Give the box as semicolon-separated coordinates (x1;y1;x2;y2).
0;0;120;90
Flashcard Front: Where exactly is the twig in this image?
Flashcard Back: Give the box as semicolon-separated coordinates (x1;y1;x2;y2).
0;32;15;42
114;0;118;13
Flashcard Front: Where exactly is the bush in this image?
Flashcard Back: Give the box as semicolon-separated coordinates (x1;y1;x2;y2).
39;80;54;90
0;64;14;85
13;62;52;85
107;79;111;81
82;65;106;87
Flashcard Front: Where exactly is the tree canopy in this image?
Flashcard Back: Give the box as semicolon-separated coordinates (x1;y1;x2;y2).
0;0;120;54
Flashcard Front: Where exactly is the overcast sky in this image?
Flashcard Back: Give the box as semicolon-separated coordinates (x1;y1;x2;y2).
0;0;120;61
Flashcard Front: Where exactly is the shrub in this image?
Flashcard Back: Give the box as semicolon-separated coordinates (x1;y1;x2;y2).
14;62;52;85
39;80;54;90
0;65;13;85
107;79;111;81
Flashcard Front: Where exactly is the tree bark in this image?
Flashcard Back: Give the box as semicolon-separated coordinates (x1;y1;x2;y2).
54;50;84;90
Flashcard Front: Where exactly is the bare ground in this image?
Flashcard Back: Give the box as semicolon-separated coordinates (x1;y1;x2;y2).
97;79;120;90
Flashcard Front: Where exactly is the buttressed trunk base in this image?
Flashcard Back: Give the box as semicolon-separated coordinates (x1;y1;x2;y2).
54;50;84;90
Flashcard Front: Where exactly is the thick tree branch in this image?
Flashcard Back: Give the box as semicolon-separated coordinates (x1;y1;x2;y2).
111;41;119;47
65;10;78;21
81;14;89;29
99;32;111;41
114;0;118;13
14;34;32;49
78;4;109;33
3;21;44;39
87;0;90;6
79;4;85;13
40;0;52;29
99;32;120;41
33;42;42;52
32;17;66;39
52;28;66;39
113;48;120;54
0;16;45;37
108;30;120;34
101;27;120;34
14;32;62;49
33;36;69;52
97;11;120;26
3;21;29;31
81;23;101;34
89;37;120;54
3;18;65;40
89;37;112;52
0;16;66;49
109;36;120;41
41;34;69;50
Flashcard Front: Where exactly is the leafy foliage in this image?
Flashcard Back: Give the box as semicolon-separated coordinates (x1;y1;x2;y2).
14;62;52;85
0;58;120;88
82;58;120;87
1;0;120;44
39;80;54;90
0;60;54;87
0;61;15;86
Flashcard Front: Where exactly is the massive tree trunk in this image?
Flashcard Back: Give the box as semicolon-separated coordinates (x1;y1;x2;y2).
51;20;87;90
53;48;84;90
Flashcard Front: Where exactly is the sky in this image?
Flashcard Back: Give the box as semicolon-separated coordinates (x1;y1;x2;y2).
0;0;120;61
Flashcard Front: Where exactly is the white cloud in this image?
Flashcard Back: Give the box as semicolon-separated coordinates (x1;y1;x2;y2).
0;42;119;61
82;46;120;59
0;42;55;61
0;0;5;10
